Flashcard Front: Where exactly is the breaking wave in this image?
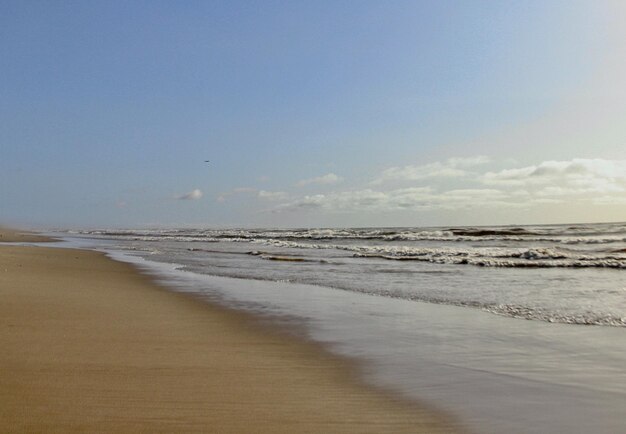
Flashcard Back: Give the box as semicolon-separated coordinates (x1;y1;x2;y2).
70;224;626;269
62;223;626;327
257;240;626;269
70;224;626;245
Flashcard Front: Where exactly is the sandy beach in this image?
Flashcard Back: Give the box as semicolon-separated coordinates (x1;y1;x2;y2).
0;230;458;433
0;227;57;243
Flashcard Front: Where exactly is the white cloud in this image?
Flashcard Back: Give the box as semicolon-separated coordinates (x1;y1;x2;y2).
592;195;626;205
296;173;343;187
482;159;626;194
272;186;513;213
536;186;586;197
447;156;492;167
483;158;626;184
217;187;256;202
373;156;490;184
482;167;538;185
176;189;203;200
263;157;626;219
531;198;565;205
258;190;288;201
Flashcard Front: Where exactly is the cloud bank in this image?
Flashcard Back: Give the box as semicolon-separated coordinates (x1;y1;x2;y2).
482;159;626;194
373;156;490;184
268;157;626;216
258;190;288;201
297;173;343;187
217;187;256;202
273;187;516;213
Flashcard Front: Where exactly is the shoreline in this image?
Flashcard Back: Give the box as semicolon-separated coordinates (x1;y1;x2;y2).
0;233;460;432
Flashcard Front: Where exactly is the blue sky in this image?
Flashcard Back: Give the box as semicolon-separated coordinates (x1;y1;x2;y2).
1;0;625;228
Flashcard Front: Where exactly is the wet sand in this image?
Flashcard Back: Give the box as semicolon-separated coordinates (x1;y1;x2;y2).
0;231;459;433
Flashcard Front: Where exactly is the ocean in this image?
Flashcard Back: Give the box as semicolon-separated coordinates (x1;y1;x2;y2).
60;222;626;433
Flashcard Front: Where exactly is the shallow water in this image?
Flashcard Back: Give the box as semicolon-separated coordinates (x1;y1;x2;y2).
59;223;626;433
68;223;626;326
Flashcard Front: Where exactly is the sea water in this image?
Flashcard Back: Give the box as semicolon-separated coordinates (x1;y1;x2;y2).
61;222;626;433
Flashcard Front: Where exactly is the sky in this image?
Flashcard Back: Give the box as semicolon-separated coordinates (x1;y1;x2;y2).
1;0;626;229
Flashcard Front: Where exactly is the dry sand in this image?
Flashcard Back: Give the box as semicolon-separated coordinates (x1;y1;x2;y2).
0;232;460;433
0;226;56;243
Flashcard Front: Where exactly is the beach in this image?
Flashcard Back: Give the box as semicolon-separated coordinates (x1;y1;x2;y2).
0;229;458;433
58;225;626;433
0;227;57;243
4;1;626;431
